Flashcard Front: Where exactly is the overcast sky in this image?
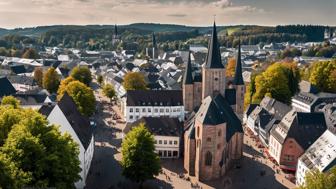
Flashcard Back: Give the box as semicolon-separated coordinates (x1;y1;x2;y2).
0;0;335;29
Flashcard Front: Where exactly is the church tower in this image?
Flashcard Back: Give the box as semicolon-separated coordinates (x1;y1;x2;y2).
152;32;158;59
233;41;245;118
112;24;120;45
202;22;226;100
183;52;194;112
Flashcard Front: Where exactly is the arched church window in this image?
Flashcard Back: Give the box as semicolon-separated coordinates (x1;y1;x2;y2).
205;151;212;166
197;127;200;138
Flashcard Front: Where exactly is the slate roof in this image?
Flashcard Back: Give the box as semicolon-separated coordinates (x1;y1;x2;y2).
0;77;16;97
271;111;327;150
124;117;182;137
10;65;26;74
260;96;291;120
195;94;243;141
205;22;224;69
13;93;48;106
233;41;244;85
40;93;93;150
38;103;56;117
126;90;183;106
245;104;258;118
7;75;37;86
292;92;336;111
183;52;193;85
224;88;236;105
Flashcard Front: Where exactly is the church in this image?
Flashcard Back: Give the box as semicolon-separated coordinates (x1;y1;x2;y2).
183;22;244;181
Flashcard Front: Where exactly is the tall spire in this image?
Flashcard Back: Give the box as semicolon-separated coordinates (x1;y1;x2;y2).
114;24;118;36
183;52;193;85
233;40;244;85
205;22;224;69
152;32;157;49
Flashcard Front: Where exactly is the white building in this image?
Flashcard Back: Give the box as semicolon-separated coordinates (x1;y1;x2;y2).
296;130;336;186
292;92;336;113
123;117;182;158
123;90;184;123
39;93;94;189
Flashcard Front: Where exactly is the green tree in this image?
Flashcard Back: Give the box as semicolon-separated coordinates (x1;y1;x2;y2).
22;48;39;59
70;66;92;86
97;75;104;86
123;72;147;91
58;81;95;116
57;76;76;97
253;63;293;104
309;60;336;93
102;84;116;102
43;67;60;93
121;124;161;188
0;107;81;189
33;67;44;87
1;96;20;109
299;167;336;189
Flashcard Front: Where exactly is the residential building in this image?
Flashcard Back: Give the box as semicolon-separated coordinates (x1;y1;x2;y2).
269;110;327;171
39;93;94;189
0;76;16;97
292;92;336;112
123;117;183;158
296;130;336;186
123;90;184;123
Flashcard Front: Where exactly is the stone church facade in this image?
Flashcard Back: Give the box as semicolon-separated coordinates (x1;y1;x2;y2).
183;22;244;181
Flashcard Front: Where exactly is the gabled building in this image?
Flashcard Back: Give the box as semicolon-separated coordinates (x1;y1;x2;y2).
39;93;94;189
292;92;336;112
269;110;327;171
123;90;184;123
123;117;183;158
296;130;336;186
183;22;244;181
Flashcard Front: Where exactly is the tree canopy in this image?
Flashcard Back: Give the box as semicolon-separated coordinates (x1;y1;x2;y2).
21;48;39;59
33;67;43;87
123;72;147;91
43;67;60;93
58;80;95;116
121;124;161;187
309;60;336;93
1;96;20;109
0;105;81;189
299;167;336;189
252;62;300;104
70;66;92;86
102;84;116;102
226;58;236;77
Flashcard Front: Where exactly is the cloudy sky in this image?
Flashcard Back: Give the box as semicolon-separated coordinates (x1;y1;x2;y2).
0;0;335;28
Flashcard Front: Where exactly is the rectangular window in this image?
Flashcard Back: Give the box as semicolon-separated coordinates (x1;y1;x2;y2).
177;108;180;112
154;109;158;113
169;141;172;145
174;141;178;145
136;116;139;120
166;109;169;113
173;109;176;112
148;108;151;112
159;140;162;144
135;108;139;112
168;151;172;157
173;151;178;157
160;109;164;113
130;108;133;112
129;115;133;119
164;140;167;145
142;108;146;112
154;140;157;144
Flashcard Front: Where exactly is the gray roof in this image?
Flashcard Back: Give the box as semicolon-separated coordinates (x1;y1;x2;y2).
204;22;224;69
126;90;183;106
13;93;48;106
39;93;93;150
0;77;16;97
124;117;182;137
195;94;243;141
271;111;327;150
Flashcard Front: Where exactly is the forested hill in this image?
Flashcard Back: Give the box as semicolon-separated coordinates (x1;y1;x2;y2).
0;24;334;52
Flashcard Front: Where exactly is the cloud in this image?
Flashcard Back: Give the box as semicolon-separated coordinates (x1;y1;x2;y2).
167;14;188;18
212;0;233;8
